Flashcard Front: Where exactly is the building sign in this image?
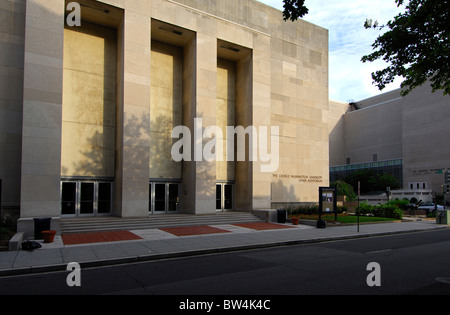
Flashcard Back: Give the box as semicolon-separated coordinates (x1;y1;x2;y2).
272;173;324;183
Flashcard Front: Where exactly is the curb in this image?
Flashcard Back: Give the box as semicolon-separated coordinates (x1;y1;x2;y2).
1;225;448;278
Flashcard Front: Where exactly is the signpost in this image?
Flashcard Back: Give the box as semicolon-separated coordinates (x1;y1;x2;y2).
0;179;2;225
317;187;337;229
386;186;391;202
445;171;449;209
357;181;360;233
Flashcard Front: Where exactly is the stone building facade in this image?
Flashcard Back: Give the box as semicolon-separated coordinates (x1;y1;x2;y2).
0;0;329;236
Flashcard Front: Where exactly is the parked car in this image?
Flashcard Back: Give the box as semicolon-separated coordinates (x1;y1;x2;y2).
418;202;444;214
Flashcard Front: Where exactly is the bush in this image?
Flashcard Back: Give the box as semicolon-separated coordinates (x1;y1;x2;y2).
296;205;319;215
372;204;385;217
357;202;403;219
358;202;375;216
337;205;348;214
375;204;403;219
392;208;404;219
387;199;409;210
289;204;347;217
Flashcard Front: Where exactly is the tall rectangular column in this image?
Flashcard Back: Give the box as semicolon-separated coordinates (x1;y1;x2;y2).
251;35;272;210
196;33;217;214
235;51;253;211
20;0;65;219
115;5;151;217
181;34;217;214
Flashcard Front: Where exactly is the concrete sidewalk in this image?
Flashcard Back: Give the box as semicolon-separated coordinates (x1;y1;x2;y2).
0;219;448;277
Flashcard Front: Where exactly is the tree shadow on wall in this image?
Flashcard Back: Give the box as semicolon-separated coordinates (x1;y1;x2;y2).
65;112;216;212
66;113;152;177
271;179;302;209
149;115;180;179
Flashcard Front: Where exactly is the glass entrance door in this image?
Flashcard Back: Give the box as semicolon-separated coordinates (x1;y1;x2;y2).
216;183;234;212
224;184;233;210
61;181;113;217
98;183;112;215
168;184;179;212
216;184;222;211
154;183;166;214
61;182;77;216
150;182;180;214
79;182;95;216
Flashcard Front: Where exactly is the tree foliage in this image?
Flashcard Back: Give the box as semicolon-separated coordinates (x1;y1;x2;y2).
331;180;357;202
282;0;309;21
362;0;450;96
369;173;401;193
337;170;400;195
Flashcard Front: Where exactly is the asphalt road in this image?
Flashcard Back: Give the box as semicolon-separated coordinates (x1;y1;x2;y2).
1;229;450;298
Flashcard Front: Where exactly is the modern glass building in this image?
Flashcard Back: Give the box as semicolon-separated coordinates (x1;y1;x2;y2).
329;159;403;190
329;84;450;200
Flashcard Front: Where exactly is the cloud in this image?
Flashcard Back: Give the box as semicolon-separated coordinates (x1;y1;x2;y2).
258;0;404;102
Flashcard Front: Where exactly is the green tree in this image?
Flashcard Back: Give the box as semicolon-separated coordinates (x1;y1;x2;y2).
369;173;400;191
282;0;309;21
369;173;400;201
362;0;450;96
331;180;357;202
341;169;376;195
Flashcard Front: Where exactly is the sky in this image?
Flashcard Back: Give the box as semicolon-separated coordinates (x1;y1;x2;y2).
258;0;404;102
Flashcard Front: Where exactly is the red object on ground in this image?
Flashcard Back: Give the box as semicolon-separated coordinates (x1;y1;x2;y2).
62;231;142;245
233;222;295;231
160;225;231;237
42;230;57;243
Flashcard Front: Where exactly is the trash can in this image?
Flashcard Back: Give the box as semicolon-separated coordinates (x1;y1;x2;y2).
277;208;287;224
436;210;450;225
316;219;327;229
34;218;51;240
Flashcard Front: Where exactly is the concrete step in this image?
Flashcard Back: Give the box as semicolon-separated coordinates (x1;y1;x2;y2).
61;212;264;234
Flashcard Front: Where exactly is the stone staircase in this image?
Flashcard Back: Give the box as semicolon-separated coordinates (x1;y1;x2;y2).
61;212;264;234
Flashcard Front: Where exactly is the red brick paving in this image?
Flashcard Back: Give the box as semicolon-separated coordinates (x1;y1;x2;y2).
61;223;294;245
62;231;142;245
233;222;295;231
160;225;231;237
